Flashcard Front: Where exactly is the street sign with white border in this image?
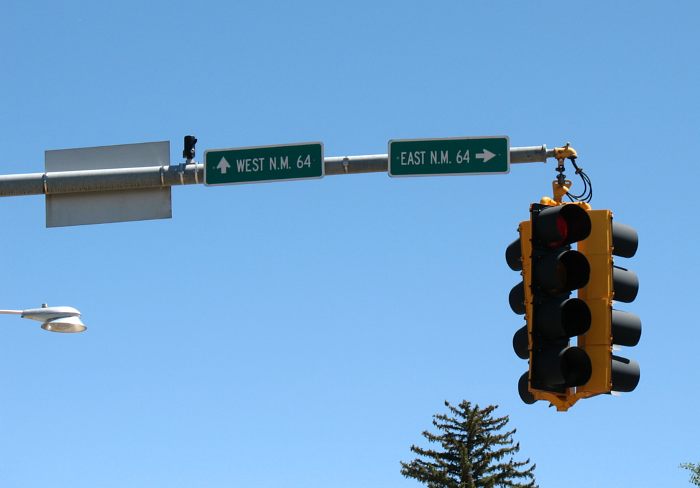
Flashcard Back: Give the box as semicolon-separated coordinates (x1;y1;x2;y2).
388;136;510;177
204;142;324;186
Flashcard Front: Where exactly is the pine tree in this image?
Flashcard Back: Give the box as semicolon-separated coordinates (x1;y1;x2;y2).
681;462;700;486
401;400;536;488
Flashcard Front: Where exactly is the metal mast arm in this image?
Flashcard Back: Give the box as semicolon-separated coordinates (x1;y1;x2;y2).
0;145;558;198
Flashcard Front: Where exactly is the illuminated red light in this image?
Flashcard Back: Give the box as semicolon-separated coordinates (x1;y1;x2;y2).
548;215;568;248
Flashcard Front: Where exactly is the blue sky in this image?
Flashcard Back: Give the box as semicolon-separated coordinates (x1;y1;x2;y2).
2;1;699;486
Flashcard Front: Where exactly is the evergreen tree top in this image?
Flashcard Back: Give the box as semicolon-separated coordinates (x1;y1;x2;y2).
401;400;537;488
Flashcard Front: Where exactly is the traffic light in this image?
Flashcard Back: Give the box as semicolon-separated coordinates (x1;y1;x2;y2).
527;203;594;407
506;218;532;401
507;203;594;410
183;135;197;160
577;211;641;396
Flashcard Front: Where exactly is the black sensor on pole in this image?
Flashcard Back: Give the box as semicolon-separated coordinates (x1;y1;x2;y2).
183;135;197;161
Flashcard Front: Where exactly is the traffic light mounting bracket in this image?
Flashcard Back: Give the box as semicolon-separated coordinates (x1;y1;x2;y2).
552;143;578;162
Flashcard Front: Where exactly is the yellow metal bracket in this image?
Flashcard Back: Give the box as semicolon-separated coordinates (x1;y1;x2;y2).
539;143;590;209
540;181;591;211
541;180;573;205
553;142;578;162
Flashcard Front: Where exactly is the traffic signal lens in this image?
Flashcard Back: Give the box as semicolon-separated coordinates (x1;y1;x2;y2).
561;346;593;386
518;372;536;404
536;250;590;293
611;309;642;347
513;326;529;360
560;205;592;243
613;266;639;302
611;356;640;392
506;238;523;271
535;204;591;246
509;282;526;315
561;298;592;336
612;222;639;258
536;298;591;339
559;250;591;290
534;345;592;387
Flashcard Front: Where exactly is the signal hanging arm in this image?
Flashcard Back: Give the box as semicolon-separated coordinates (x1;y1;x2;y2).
541;143;594;207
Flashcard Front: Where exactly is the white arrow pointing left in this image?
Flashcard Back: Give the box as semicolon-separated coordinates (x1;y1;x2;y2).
476;149;496;163
217;157;231;174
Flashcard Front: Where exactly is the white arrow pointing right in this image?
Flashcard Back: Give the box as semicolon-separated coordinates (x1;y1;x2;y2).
476;149;496;163
217;157;231;174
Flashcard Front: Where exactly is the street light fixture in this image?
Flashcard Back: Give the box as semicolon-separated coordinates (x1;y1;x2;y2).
0;304;86;333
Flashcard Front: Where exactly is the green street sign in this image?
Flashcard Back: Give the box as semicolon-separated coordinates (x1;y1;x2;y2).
204;142;324;186
388;136;509;177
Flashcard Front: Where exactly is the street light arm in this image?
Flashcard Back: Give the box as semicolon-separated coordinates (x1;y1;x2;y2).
0;306;86;333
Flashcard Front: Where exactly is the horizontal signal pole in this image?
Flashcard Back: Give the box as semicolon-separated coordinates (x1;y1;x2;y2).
326;145;554;175
0;145;555;198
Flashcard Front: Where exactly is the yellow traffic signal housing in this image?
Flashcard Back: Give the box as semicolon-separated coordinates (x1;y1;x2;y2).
577;210;641;396
577;210;613;394
507;219;533;402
